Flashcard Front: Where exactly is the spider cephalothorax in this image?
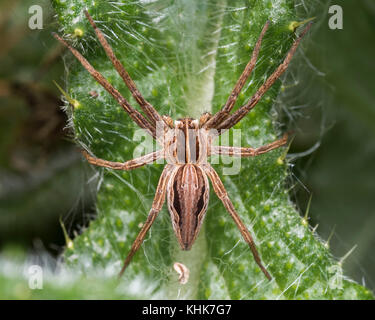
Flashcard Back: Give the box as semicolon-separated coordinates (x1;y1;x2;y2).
54;10;311;280
163;116;213;164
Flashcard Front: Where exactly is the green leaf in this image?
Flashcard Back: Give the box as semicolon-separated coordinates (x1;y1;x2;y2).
0;247;150;299
51;0;373;299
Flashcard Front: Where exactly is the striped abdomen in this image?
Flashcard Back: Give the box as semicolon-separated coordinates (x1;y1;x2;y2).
167;164;209;250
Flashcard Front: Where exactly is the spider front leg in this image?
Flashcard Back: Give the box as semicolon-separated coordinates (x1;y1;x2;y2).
82;149;164;170
217;23;312;132
83;11;164;126
202;164;272;280
118;164;175;277
211;132;288;157
52;33;156;138
204;20;270;129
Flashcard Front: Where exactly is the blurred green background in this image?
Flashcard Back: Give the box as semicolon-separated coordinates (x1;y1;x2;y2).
0;0;374;293
0;0;95;262
289;0;375;291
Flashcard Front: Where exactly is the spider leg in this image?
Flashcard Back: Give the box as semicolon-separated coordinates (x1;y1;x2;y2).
84;11;164;127
211;132;288;157
52;33;156;138
118;164;174;277
82;149;164;170
202;163;272;280
217;23;312;133
204;21;270;129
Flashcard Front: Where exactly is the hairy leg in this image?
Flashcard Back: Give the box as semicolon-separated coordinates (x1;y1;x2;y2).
211;133;288;157
118;164;174;277
84;10;164;127
202;164;271;280
82;149;164;170
52;33;156;138
217;23;312;133
204;21;270;129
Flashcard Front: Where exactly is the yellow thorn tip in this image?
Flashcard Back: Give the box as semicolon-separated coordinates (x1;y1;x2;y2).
53;80;81;109
289;17;316;32
59;216;74;250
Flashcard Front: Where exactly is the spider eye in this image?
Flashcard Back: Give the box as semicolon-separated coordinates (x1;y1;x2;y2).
181;183;199;189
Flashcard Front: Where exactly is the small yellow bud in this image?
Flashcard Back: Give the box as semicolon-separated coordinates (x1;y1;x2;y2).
74;28;84;37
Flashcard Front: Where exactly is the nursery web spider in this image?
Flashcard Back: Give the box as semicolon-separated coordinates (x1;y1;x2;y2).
54;11;311;280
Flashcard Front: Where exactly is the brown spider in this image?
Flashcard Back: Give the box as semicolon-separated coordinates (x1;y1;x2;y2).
54;11;311;280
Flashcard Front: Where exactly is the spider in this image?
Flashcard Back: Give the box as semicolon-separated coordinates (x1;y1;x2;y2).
54;11;311;280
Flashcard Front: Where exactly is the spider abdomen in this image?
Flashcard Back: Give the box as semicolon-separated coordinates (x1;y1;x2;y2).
167;164;209;250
